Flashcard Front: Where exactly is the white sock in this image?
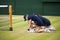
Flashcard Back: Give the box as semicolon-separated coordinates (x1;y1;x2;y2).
44;28;50;32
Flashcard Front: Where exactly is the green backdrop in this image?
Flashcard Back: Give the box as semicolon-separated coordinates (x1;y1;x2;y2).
0;0;60;16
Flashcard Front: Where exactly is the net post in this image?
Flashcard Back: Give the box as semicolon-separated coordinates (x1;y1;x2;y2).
9;5;13;31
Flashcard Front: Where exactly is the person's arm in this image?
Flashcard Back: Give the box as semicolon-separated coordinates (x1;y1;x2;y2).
28;19;32;29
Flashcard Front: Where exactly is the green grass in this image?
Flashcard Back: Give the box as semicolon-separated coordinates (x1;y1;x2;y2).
0;15;60;40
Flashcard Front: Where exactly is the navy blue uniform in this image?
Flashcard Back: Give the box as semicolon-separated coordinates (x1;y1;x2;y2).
28;15;44;26
37;16;51;26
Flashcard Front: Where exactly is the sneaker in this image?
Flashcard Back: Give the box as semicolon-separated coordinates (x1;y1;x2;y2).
48;25;56;31
44;28;50;33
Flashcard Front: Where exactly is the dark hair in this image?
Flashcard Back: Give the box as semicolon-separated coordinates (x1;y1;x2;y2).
24;15;26;21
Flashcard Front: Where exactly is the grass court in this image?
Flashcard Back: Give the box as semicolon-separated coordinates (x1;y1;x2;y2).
0;15;60;40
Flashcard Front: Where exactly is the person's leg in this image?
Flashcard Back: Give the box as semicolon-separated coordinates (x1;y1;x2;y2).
34;26;46;33
38;26;46;32
43;25;56;32
34;26;41;32
44;28;51;32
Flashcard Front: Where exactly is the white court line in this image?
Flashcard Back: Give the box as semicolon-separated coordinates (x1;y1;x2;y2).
0;5;8;7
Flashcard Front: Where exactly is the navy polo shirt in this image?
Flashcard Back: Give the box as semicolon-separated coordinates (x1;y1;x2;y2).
28;15;44;26
37;16;51;26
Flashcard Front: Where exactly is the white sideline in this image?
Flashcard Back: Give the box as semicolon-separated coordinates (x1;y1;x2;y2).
0;5;8;7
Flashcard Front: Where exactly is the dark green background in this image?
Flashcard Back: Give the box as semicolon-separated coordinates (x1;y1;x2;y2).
0;0;60;15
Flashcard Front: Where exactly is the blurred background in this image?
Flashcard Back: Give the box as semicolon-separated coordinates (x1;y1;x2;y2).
0;0;60;40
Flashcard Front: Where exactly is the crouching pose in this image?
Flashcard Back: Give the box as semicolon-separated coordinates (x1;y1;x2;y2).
24;14;56;33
